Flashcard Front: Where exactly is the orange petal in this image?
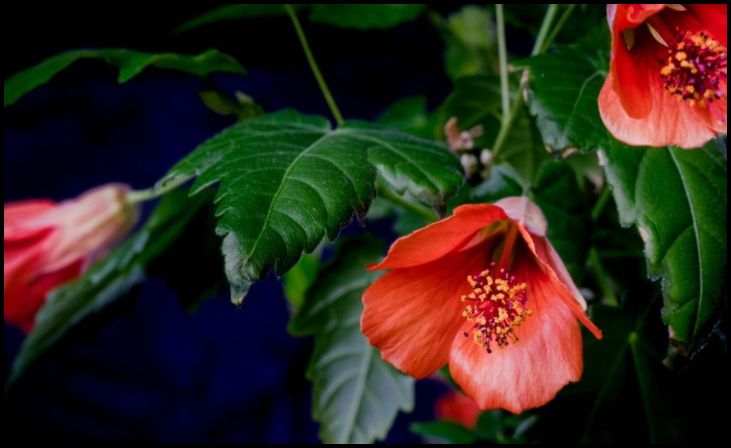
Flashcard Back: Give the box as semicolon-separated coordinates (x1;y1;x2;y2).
369;204;506;271
599;72;721;149
362;239;497;379
449;256;584;413
685;4;727;45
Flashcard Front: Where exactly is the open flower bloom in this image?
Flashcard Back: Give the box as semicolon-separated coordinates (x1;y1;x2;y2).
598;4;727;148
361;197;602;413
4;183;139;332
434;390;482;428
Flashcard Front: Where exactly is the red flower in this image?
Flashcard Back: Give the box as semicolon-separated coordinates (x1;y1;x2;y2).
361;197;602;413
434;390;481;428
4;184;139;332
599;4;727;148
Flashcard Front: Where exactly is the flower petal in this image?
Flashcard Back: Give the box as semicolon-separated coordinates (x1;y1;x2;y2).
4;200;56;242
368;204;506;271
449;256;583;413
495;196;547;237
362;239;498;379
599;72;721;148
517;227;603;339
685;4;727;45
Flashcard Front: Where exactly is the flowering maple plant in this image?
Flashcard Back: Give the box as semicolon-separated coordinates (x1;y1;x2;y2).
3;3;727;444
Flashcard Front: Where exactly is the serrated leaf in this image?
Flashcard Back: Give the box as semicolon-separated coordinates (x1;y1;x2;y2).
290;236;414;443
516;27;611;151
602;142;727;348
161;109;463;303
4;49;245;107
309;4;425;29
7;189;212;387
530;161;591;280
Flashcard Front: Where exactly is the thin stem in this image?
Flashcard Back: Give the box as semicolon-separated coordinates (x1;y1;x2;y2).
284;4;344;126
542;4;577;52
591;186;612;221
490;4;561;162
126;175;190;204
495;5;511;122
588;247;619;307
376;179;438;223
531;4;559;55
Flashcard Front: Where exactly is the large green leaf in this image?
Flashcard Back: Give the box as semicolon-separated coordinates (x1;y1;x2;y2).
602;142;727;348
7;189;213;387
161;109;463;303
4;49;244;107
289;236;414;443
516;27;610;152
309;4;425;29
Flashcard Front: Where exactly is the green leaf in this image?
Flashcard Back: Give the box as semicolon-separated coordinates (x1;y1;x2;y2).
4;49;245;107
290;236;414;443
175;4;297;33
282;250;321;312
411;421;477;444
309;4;425;29
516;27;610;151
176;4;423;33
7;189;212;387
442;5;497;80
377;95;432;139
530;161;591;280
576;305;695;443
602;142;727;348
161;109;463;303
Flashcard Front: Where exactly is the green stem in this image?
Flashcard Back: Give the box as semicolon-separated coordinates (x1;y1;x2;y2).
376;179;438;223
591;186;612;221
541;4;576;52
490;4;560;162
532;4;560;55
126;175;190;204
588;247;619;307
495;5;510;122
285;4;344;126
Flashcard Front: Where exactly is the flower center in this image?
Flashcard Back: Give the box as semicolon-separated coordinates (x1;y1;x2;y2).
660;30;727;107
460;262;530;353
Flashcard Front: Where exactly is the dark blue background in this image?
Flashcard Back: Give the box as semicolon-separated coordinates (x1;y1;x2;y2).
3;5;460;443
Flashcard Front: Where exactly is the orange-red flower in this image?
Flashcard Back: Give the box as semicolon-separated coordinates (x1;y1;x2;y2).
434;390;481;428
598;4;727;148
361;197;602;414
4;183;139;332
